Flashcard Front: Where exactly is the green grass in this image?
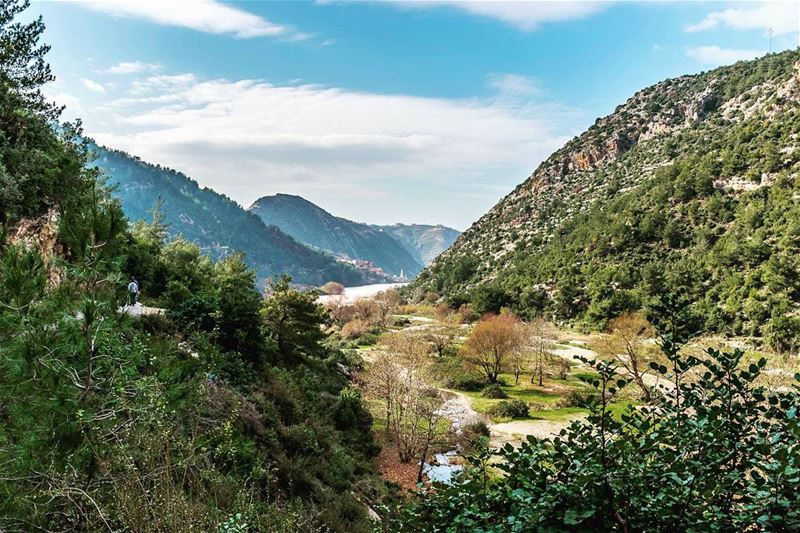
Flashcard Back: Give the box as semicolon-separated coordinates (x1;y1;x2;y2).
529;407;588;422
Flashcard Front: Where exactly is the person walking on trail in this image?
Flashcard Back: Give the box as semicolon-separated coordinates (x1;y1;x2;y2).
127;277;140;306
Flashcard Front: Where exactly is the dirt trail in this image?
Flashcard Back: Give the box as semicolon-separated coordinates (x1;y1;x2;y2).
119;303;165;317
442;390;581;446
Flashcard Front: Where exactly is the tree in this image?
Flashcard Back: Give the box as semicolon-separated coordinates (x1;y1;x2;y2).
0;0;56;115
462;313;524;384
363;330;447;480
527;318;556;386
425;316;458;357
262;275;327;361
596;312;658;400
373;288;401;328
214;251;266;363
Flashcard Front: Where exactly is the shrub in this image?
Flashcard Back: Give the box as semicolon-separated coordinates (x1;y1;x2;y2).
463;421;490;438
431;356;485;391
340;319;370;339
320;281;345;295
489;399;529;418
395;345;800;532
564;390;599;408
480;384;508;399
356;332;379;346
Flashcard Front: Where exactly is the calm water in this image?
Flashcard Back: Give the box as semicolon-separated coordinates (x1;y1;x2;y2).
318;283;407;304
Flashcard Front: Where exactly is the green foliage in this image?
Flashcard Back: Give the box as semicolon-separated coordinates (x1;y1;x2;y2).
0;4;385;530
488;398;529;418
262;274;328;362
418;50;800;347
392;328;800;532
480;383;508;399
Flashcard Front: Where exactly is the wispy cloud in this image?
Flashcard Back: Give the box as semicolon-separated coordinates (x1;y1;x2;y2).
80;77;106;93
686;45;763;66
106;61;161;75
686;2;800;35
486;73;541;97
79;70;580;227
71;0;307;40
380;1;607;30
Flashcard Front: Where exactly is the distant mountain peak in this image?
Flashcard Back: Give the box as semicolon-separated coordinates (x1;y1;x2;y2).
92;147;384;287
248;195;459;276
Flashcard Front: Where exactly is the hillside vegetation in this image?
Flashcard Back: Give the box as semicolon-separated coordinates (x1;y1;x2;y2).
0;5;385;530
94;146;375;287
249;193;424;277
415;50;800;348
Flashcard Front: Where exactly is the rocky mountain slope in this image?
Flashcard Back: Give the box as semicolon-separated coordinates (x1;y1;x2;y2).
249;194;458;277
376;223;460;266
92;147;377;287
415;49;800;341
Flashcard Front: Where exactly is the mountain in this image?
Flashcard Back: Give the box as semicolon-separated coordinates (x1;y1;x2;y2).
91;147;378;287
248;194;434;277
415;50;800;344
375;223;460;266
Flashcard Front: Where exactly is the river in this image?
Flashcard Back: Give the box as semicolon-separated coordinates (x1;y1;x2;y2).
317;282;407;304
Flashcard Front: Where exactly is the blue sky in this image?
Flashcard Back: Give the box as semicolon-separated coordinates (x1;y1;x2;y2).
37;1;800;229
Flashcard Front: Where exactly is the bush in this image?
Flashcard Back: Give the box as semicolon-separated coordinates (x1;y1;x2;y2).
396;345;800;532
432;356;485;391
489;399;529;418
321;281;345;295
356;332;379;346
340;319;370;339
564;390;599;408
480;384;508;399
463;421;490;438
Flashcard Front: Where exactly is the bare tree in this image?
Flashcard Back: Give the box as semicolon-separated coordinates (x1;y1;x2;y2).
462;313;524;384
509;346;527;385
374;289;401;328
426;314;459;357
364;351;401;436
363;330;447;475
596;313;657;400
528;318;556;387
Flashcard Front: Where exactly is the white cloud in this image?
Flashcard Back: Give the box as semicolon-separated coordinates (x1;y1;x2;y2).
72;0;303;39
486;73;541;97
686;45;764;66
686;2;800;35
384;1;608;30
107;61;161;75
84;71;580;227
80;77;105;93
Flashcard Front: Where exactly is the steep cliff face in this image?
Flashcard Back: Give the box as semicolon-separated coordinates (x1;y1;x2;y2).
417;50;800;298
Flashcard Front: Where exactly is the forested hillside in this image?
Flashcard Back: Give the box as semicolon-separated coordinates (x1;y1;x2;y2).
249;193;423;277
93;146;375;287
0;3;385;530
416;49;800;347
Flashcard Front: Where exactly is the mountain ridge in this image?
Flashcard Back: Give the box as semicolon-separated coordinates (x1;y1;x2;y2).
414;49;800;341
248;193;459;277
92;147;380;287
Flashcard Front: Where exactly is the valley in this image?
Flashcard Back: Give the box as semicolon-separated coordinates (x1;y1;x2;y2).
3;1;800;530
329;286;798;493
